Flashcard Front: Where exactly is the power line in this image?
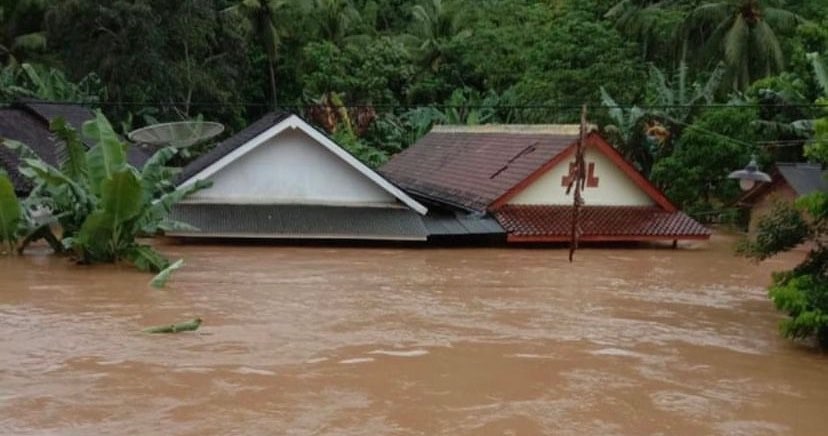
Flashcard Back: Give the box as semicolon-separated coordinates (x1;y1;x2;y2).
2;99;828;110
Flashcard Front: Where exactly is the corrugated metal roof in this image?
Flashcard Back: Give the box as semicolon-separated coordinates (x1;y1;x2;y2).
169;204;429;241
380;128;578;212
776;162;827;196
421;211;504;236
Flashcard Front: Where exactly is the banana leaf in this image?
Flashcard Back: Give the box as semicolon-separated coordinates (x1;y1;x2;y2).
137;180;211;234
150;259;184;289
101;169;143;225
84;111;126;195
142;318;202;334
0;173;22;253
2;138;40;161
156;219;199;233
51;118;89;183
125;244;170;273
140;147;178;200
74;210;115;262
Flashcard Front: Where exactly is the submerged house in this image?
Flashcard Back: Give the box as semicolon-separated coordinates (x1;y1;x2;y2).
739;162;827;232
0;100;149;194
170;113;430;241
380;125;710;244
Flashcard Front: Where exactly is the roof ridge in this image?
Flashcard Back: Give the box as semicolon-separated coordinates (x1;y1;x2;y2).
431;124;595;135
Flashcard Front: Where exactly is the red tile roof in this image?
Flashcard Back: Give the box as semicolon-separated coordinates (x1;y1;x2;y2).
493;205;710;242
380;129;577;212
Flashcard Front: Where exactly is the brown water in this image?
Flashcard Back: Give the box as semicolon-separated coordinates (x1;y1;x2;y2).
0;234;825;435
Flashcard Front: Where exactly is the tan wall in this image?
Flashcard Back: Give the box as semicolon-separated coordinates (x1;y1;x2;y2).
748;184;798;233
508;147;655;206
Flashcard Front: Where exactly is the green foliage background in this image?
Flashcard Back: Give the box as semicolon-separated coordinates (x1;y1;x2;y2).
0;0;826;212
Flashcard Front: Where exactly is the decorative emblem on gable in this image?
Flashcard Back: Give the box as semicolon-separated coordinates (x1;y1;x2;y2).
561;161;599;188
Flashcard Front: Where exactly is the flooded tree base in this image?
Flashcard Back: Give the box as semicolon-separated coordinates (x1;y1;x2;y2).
0;234;826;434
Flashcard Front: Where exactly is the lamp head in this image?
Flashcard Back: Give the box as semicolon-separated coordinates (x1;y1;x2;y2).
728;155;772;191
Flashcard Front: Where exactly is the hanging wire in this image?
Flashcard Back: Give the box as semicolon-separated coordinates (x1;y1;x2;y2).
2;99;828;110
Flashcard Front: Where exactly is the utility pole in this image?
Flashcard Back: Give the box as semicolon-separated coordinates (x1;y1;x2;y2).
566;104;588;262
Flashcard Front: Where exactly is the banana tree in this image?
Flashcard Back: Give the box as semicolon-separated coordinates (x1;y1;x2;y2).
3;111;210;271
0;171;22;254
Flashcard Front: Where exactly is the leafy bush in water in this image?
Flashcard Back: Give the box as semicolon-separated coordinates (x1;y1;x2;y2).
2;111;210;271
0;171;23;254
738;69;828;347
739;196;828;348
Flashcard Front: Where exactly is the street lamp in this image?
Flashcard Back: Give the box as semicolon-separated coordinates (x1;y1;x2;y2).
727;155;772;191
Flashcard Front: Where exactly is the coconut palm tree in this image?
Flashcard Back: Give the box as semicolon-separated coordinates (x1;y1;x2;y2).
224;0;290;109
404;0;469;72
313;0;363;45
679;0;803;90
604;0;684;61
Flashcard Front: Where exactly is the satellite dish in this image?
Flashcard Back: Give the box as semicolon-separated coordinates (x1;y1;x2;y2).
128;121;224;149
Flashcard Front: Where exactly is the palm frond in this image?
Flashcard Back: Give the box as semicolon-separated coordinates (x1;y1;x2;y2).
753;20;785;72
723;13;748;68
12;32;46;51
763;7;804;31
807;52;828;96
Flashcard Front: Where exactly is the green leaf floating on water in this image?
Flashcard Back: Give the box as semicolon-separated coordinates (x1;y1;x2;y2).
142;318;202;334
149;259;184;289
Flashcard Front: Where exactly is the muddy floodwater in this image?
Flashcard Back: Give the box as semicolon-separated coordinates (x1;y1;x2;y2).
1;234;826;435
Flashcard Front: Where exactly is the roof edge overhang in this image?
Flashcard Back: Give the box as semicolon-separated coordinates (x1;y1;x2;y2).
177;198;412;209
166;231;427;242
506;234;711;243
178;114;428;215
488;133;678;213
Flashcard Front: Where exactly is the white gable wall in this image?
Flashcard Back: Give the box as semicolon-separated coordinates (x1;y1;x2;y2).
508;146;654;206
185;128;398;206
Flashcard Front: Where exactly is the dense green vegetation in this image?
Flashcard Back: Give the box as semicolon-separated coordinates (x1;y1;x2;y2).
1;0;825;215
0;112;209;272
738;53;828;348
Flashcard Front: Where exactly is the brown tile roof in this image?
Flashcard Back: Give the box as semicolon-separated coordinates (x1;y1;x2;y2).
379;128;578;212
493;205;710;241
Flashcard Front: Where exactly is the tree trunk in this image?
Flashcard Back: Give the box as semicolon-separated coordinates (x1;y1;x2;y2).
268;60;278;110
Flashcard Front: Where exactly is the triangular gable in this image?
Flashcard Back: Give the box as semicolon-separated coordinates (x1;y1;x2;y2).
179;115;427;215
490;133;677;212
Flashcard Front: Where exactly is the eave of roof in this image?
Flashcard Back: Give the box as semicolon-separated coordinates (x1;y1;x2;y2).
493;205;710;242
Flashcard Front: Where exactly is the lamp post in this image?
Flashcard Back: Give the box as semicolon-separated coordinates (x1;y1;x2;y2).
727;155;772;191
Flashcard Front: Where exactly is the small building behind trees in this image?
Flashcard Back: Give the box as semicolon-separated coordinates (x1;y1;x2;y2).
739;162;828;232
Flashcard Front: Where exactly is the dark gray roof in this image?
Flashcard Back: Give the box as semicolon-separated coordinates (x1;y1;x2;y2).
178;112;291;183
169;204;428;240
0;100;151;194
776;163;827;196
421;211;504;236
16;99;99;146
